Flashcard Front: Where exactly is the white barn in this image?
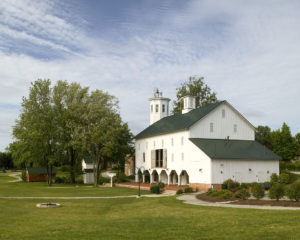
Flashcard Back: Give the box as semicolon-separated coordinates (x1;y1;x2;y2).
135;90;280;191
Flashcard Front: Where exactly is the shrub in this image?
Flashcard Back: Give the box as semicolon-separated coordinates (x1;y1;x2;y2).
206;189;232;199
234;189;250;200
270;173;279;184
176;189;184;195
269;184;285;201
150;185;160;194
21;170;26;182
184;187;193;193
252;183;265;200
286;181;300;201
262;182;271;190
240;183;251;189
223;179;240;192
279;173;290;184
54;176;63;184
158;182;165;188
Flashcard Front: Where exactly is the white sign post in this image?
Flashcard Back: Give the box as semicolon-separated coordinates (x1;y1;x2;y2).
107;173;116;187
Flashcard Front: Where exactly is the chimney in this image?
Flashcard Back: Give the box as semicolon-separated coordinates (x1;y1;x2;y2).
182;95;196;114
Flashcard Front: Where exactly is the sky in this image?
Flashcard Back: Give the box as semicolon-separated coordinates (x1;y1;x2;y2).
0;0;300;151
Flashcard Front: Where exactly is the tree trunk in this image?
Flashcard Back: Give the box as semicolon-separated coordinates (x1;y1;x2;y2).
69;147;76;184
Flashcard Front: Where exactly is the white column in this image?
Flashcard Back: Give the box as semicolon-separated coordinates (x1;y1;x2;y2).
150;174;153;184
167;174;170;185
178;174;181;186
142;174;145;183
135;174;138;182
158;174;161;183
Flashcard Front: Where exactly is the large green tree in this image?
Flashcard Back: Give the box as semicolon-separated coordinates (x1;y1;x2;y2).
255;125;273;150
11;79;59;185
172;76;218;114
53;81;89;183
271;123;298;161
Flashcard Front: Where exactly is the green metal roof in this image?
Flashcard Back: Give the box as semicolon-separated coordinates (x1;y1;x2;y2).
26;167;57;175
189;138;281;160
135;101;225;139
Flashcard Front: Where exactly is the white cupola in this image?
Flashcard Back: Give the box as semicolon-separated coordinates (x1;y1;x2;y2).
149;89;170;125
182;95;196;114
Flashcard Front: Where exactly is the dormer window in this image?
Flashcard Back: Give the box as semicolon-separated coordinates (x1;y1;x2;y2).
181;136;184;145
151;104;153;112
155;104;159;112
222;109;225;118
234;124;237;133
162;104;165;112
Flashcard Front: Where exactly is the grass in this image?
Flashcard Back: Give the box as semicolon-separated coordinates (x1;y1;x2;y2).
1;172;300;239
0;171;147;197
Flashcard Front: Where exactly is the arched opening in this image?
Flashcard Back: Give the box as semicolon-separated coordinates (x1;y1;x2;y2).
169;170;178;185
144;170;150;183
180;170;189;185
160;170;168;184
151;170;159;183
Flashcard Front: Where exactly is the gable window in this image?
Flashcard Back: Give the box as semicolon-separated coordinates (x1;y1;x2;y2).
143;152;145;162
151;104;153;112
162;139;164;148
210;122;214;133
234;124;237;133
181;136;184;145
171;138;174;146
171;153;174;162
155;104;159;112
153;141;155;148
138;143;140;150
181;152;184;161
146;142;148;150
155;149;164;167
162;104;165;112
222;109;225;118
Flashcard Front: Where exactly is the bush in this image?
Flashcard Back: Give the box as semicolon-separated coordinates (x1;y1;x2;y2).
206;189;232;199
234;189;250;200
223;179;240;192
252;183;265;200
176;189;184;195
240;183;251;189
279;173;290;184
262;182;271;190
184;187;193;193
150;185;160;194
158;182;165;188
280;161;300;171
270;173;279;184
269;184;285;201
286;181;300;201
21;170;26;182
54;176;64;184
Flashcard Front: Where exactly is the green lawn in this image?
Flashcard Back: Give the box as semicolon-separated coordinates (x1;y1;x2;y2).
0;172;147;197
1;172;300;240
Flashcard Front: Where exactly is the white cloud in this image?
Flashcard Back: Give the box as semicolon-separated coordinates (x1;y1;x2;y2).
0;0;300;150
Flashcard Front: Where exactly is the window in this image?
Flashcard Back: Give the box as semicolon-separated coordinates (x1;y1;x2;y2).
181;136;184;145
138;143;140;150
162;104;165;112
143;152;145;162
153;141;155;148
146;142;148;150
222;109;225;118
184;98;187;108
155;104;159;112
155;149;164;167
181;152;184;161
171;153;174;162
171;138;174;146
151;104;153;112
210;122;214;133
162;139;164;148
234;124;237;133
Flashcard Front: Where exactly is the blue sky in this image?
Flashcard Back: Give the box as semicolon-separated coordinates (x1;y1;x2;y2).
0;0;300;150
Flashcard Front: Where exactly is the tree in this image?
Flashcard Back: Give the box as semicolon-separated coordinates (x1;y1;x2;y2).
0;151;13;169
172;76;217;114
255;125;273;150
81;90;120;187
271;123;298;161
53;81;89;183
11;79;59;185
